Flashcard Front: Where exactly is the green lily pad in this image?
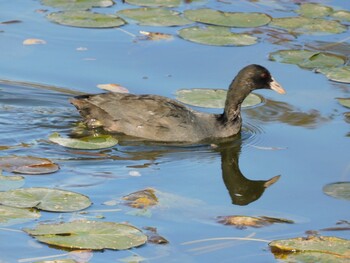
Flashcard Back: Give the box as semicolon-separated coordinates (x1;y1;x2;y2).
0;156;59;175
47;11;126;28
125;0;180;7
0;173;24;191
270;17;347;35
269;49;345;69
178;26;257;46
0;205;41;226
176;89;262;108
184;9;271;27
297;3;333;18
41;0;115;10
24;220;147;250
117;8;191;26
323;182;350;200
269;236;350;259
331;10;350;22
49;132;118;149
318;67;350;83
337;98;350;109
0;187;92;212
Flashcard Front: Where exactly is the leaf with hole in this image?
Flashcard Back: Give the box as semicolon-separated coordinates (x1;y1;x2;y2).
323;182;350;200
117;8;191;26
270;17;347;35
0;205;40;226
41;0;114;10
184;9;271;27
0;187;92;212
176;89;262;108
24;220;147;250
0;156;59;175
47;11;125;28
49;132;118;149
178;26;257;46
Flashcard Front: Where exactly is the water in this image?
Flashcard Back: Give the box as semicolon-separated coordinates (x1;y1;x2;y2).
0;0;349;262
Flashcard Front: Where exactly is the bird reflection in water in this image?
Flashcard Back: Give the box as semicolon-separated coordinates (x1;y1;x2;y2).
216;135;280;206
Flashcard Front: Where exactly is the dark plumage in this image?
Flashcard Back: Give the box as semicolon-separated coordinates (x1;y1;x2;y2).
70;64;285;142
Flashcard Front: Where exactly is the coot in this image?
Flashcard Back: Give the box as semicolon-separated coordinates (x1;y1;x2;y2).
70;64;285;142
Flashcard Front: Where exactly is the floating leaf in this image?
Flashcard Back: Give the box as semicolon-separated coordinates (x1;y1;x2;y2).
0;187;92;212
270;17;347;35
269;236;350;259
97;83;129;93
47;11;125;28
143;226;169;244
217;215;293;229
23;38;47;45
331;10;350;22
117;8;191;26
176;89;262;108
123;188;158;209
318;67;350;83
125;0;180;7
41;0;114;10
0;156;59;175
184;9;271;27
0;172;24;191
269;49;345;69
49;132;118;149
0;205;40;226
178;26;257;46
297;3;333;18
323;182;350;201
24;220;147;250
139;31;173;41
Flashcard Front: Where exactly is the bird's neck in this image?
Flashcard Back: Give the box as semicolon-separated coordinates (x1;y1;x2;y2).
221;77;252;123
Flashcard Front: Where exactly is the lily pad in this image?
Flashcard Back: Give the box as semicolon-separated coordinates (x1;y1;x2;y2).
217;215;293;229
47;11;126;28
269;49;345;69
176;89;262;108
0;156;59;175
123;188;158;209
125;0;180;7
41;0;115;10
318;67;350;83
331;10;350;22
0;173;24;191
0;205;40;226
297;3;333;18
323;182;350;200
117;8;191;26
269;236;350;259
178;26;257;46
184;9;271;27
24;220;147;250
49;132;118;149
270;17;347;35
0;187;92;212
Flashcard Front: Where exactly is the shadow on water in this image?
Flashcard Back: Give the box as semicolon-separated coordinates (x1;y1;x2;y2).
216;136;281;206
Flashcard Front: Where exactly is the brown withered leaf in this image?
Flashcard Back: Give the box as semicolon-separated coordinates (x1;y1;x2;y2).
123;188;158;209
139;31;173;41
217;215;294;229
97;83;129;93
0;156;59;175
143;226;169;245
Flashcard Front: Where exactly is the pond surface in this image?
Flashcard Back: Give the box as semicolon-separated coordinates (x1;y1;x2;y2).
0;0;349;262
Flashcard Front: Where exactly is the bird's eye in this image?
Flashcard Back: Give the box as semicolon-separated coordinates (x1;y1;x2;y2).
261;73;268;78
